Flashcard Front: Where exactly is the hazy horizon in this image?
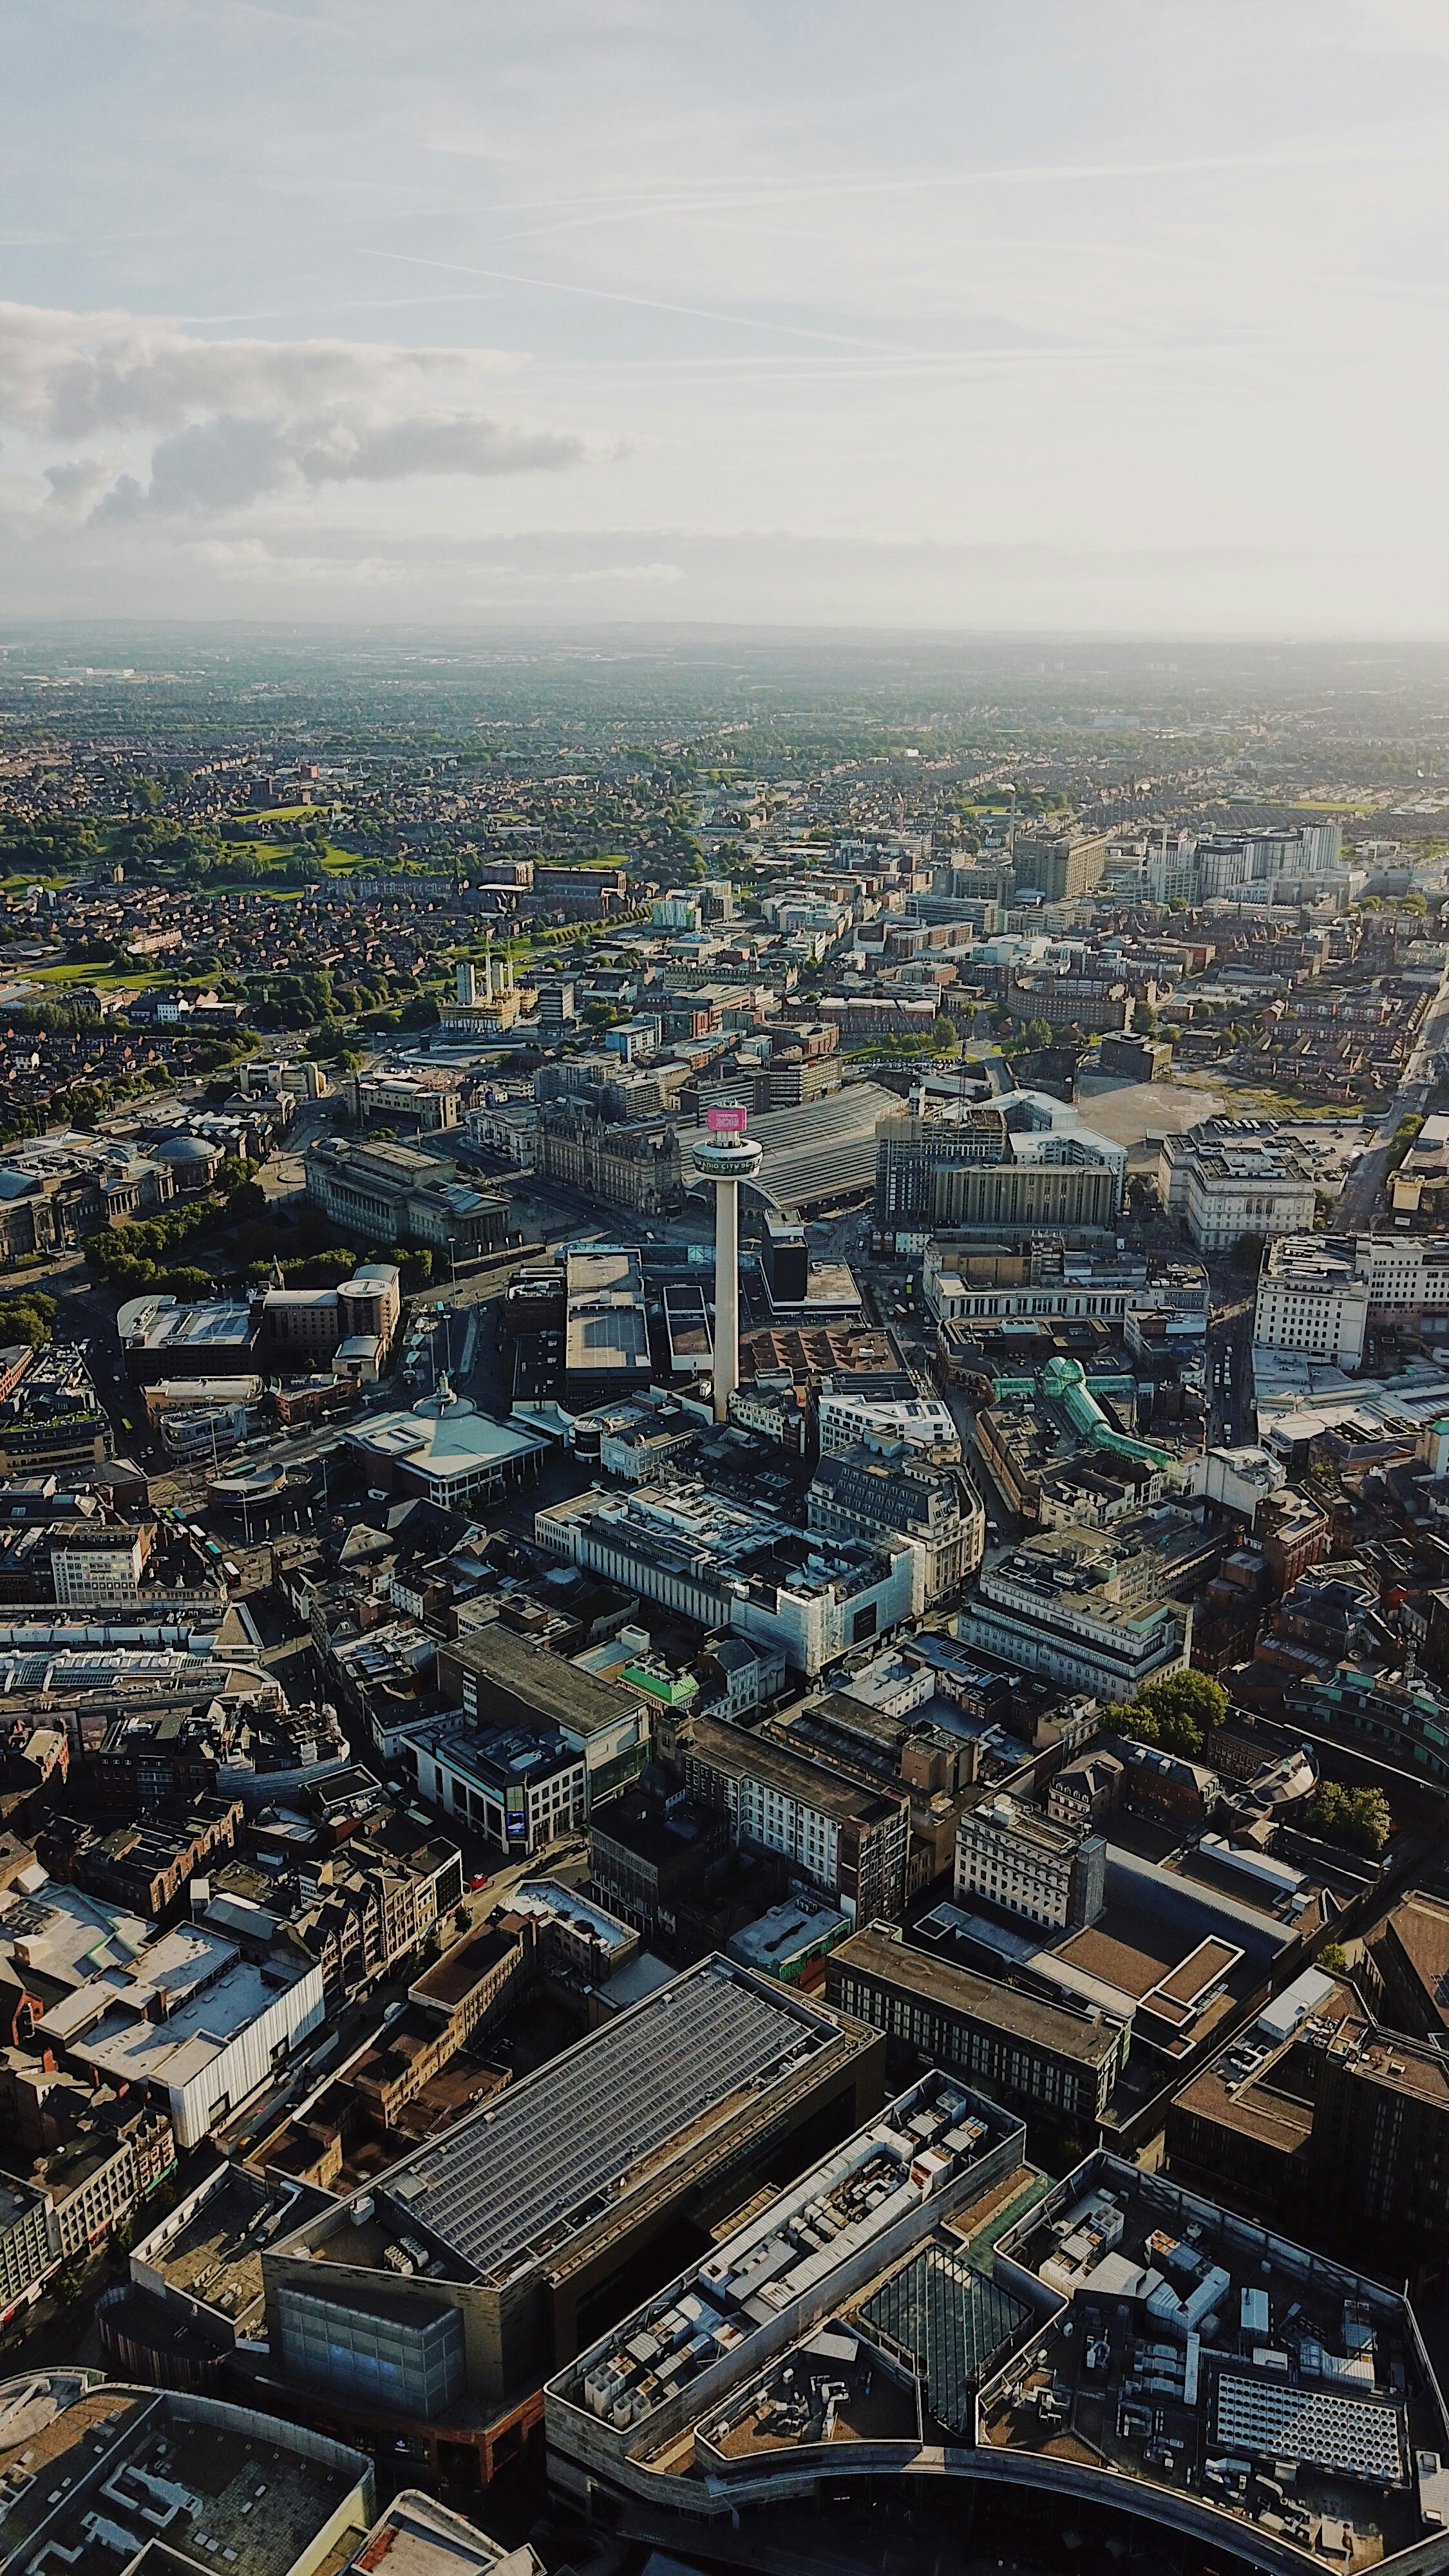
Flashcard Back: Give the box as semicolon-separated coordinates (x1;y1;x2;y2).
3;1;1446;634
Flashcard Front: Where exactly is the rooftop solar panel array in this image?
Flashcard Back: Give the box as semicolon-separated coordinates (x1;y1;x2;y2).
382;1963;833;2282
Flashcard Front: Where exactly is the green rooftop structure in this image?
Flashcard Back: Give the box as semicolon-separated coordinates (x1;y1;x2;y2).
861;2244;1031;2439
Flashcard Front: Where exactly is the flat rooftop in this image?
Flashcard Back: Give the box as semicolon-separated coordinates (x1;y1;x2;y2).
0;2372;368;2576
984;2154;1449;2571
835;1925;1121;2070
324;1957;858;2289
1369;1891;1449;2037
135;2166;311;2334
1172;1975;1449;2154
410;1922;520;2009
727;1897;850;1975
550;2070;1022;2450
690;1713;902;1828
351;2492;540;2575
565;1247;649;1378
124;1300;256;1350
43;1926;311;2090
445;1622;644;1739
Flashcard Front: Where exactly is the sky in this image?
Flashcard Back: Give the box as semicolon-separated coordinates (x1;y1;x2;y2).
2;0;1448;634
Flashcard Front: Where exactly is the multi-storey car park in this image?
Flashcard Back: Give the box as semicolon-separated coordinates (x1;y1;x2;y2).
546;2116;1449;2576
260;1955;885;2484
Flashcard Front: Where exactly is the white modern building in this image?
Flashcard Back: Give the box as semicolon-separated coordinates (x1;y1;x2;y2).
536;1481;922;1676
345;1381;550;1508
35;1918;324;2149
817;1387;959;1457
1254;1238;1370;1368
1252;1232;1449;1355
1188;1444;1288;1519
1356;1232;1449;1325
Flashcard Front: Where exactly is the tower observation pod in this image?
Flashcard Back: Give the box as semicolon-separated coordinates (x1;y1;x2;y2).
692;1107;763;1423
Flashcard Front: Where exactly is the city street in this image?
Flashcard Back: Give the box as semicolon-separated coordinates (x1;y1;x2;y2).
1335;959;1449;1230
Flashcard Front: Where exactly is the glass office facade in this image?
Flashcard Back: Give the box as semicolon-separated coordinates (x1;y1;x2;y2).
276;2279;466;2420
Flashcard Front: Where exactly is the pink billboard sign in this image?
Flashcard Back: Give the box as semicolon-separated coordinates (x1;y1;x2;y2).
706;1104;748;1135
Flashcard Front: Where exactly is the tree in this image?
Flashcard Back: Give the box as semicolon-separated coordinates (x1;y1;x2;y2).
1108;1669;1226;1759
1231;1233;1265;1274
1316;1941;1349;1975
1303;1781;1390;1860
1133;999;1159;1037
929;1014;960;1057
0;1293;56;1349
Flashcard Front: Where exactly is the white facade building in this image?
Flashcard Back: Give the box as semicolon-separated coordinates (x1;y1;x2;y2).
1254;1238;1370;1368
51;1534;146;1607
817;1389;958;1457
535;1481;922;1676
1188;1445;1288;1519
42;1922;325;2150
1357;1234;1449;1324
1251;1233;1449;1354
1161;1124;1318;1253
954;1794;1105;1933
957;1530;1191;1700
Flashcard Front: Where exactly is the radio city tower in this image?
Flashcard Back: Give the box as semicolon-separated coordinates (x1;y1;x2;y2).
692;1109;762;1423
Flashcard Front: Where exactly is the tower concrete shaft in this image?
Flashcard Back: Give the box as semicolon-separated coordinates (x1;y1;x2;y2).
714;1168;740;1424
691;1128;763;1426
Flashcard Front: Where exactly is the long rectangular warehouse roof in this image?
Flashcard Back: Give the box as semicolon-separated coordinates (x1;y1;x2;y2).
378;1956;853;2285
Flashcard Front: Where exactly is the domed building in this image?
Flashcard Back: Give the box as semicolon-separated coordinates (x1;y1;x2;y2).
151;1132;225;1192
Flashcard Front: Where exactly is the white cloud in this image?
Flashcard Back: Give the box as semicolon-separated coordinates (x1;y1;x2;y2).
0;301;522;439
0;301;592;520
89;406;585;516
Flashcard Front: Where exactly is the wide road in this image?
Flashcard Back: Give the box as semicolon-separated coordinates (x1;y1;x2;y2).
1206;1299;1255;1445
1335;960;1449;1231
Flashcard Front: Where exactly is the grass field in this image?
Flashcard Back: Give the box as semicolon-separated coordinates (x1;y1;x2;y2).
1183;1066;1375;1121
28;961;171;992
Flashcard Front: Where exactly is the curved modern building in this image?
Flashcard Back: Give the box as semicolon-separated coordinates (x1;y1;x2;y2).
0;2367;375;2576
546;2085;1449;2576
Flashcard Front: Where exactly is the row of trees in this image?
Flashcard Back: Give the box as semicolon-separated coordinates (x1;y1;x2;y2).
82;1157;258;1296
